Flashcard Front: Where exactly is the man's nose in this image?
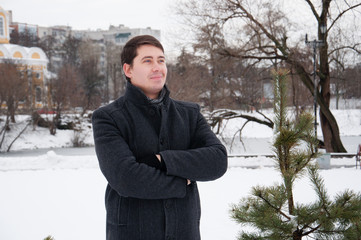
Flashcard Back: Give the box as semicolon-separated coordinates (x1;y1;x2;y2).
152;62;161;71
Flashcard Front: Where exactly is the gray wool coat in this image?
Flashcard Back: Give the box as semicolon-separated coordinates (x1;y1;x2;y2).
92;83;228;240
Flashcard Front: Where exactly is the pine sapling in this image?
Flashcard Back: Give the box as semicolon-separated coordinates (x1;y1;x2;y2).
230;70;361;240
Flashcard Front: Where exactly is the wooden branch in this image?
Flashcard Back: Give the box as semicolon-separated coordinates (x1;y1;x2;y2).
219;111;274;128
304;0;321;22
328;44;361;57
257;193;291;221
328;3;361;32
6;120;31;152
256;110;273;124
302;224;321;236
0;115;10;150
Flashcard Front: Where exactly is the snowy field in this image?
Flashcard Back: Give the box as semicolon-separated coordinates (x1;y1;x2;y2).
0;108;360;240
0;154;360;240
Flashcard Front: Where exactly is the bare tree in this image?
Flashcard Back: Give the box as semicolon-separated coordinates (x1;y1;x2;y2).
10;28;40;48
49;64;81;134
0;61;27;123
78;40;104;112
344;64;361;99
168;29;255;111
192;23;230;111
0;61;30;151
38;35;58;72
60;34;82;68
167;48;209;104
175;0;361;152
105;42;124;101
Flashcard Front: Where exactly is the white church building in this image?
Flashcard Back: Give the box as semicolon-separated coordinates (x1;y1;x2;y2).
0;6;49;109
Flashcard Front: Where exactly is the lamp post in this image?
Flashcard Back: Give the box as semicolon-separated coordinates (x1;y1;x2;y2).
305;24;327;145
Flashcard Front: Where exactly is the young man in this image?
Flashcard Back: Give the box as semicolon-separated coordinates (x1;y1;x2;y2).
92;35;227;240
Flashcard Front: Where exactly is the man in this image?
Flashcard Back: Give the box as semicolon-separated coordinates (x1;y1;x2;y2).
92;35;227;240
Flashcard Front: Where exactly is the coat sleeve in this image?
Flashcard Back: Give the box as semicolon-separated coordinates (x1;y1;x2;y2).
160;109;228;182
92;108;187;200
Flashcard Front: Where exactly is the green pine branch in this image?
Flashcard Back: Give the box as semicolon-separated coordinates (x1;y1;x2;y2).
230;70;361;240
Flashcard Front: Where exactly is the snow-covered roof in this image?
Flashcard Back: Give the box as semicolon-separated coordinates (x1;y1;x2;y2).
0;43;48;65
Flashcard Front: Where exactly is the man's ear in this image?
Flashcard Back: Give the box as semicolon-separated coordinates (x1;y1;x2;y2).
123;63;132;79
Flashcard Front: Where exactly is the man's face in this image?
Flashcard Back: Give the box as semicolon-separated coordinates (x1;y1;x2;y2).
123;45;167;99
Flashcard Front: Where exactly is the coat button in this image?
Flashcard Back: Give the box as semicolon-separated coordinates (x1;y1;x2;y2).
149;109;155;116
165;202;172;209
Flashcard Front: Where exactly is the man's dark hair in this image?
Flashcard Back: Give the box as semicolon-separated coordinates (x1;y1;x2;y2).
121;35;164;81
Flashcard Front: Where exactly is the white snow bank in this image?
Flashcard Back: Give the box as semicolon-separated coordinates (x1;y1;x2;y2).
0;150;358;171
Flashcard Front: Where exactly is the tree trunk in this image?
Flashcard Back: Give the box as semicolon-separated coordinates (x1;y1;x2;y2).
8;100;16;123
289;60;346;152
286;182;295;215
293;229;303;240
318;11;346;152
318;93;346;152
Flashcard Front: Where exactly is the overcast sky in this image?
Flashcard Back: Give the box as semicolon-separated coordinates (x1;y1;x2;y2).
5;1;358;61
1;0;185;56
2;0;173;30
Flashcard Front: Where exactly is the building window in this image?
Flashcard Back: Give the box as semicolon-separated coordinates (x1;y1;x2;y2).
0;17;4;36
36;87;42;102
115;32;131;44
35;72;41;79
18;24;26;33
28;26;37;36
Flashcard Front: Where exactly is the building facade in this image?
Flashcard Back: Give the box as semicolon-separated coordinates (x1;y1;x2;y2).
0;6;49;110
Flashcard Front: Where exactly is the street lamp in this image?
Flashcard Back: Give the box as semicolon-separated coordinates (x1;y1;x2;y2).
305;24;327;145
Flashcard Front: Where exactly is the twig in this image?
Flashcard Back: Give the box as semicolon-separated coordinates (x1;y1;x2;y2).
6;120;31;152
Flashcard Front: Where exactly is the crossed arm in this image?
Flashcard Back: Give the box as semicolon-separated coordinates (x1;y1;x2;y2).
92;108;227;199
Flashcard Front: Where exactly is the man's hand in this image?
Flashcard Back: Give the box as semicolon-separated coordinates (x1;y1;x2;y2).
156;154;191;185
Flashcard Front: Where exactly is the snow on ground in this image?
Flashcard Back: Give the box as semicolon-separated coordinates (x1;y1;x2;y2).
199;166;361;240
0;108;360;240
0;155;360;240
0;114;94;152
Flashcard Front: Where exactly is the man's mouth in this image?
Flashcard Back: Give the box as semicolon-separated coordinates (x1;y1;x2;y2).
150;74;163;80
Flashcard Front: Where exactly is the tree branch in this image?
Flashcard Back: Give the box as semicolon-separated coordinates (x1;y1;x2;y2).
0;115;10;150
304;0;321;22
225;0;289;56
328;3;361;32
328;43;361;57
256;193;291;221
302;224;322;236
209;109;274;129
6;119;31;152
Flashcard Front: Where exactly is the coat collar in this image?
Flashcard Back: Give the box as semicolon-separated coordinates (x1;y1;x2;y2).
124;81;170;107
